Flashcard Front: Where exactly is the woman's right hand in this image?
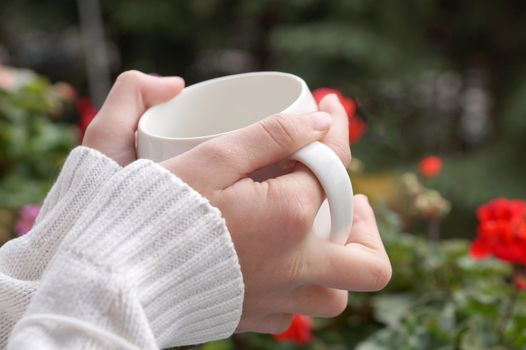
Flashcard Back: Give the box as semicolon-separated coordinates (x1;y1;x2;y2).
161;94;392;334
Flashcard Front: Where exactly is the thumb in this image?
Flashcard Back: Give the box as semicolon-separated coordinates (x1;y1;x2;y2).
305;194;392;291
95;70;184;133
162;112;331;190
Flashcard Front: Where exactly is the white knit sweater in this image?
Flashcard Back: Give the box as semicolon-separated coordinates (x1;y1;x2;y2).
0;147;245;349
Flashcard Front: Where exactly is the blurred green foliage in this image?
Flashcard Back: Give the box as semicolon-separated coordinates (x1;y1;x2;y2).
1;1;526;348
2;0;525;238
0;66;76;241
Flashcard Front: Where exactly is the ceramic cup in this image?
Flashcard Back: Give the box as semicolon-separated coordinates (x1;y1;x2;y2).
137;71;353;244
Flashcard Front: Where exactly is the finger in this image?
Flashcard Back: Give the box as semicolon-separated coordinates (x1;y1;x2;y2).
345;194;385;248
305;195;392;291
237;314;293;334
282;285;348;318
96;70;184;133
162;111;331;190
319;94;351;167
83;71;184;165
262;94;352;222
260;165;325;233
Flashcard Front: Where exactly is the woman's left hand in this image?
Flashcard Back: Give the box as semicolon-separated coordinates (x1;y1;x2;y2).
82;70;184;166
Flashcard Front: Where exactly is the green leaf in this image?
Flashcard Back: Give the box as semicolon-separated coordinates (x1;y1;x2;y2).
355;341;390;350
372;293;414;326
459;316;499;350
200;340;234;350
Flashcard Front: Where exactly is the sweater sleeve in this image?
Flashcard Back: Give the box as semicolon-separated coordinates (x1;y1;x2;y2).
0;146;121;346
7;159;245;349
36;146;122;224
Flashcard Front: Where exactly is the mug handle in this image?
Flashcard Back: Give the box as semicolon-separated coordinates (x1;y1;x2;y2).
291;141;354;245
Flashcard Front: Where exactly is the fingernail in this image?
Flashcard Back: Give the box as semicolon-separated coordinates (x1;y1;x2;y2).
309;112;331;130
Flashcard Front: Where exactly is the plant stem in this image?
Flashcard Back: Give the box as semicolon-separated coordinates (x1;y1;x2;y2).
427;218;440;242
497;281;520;341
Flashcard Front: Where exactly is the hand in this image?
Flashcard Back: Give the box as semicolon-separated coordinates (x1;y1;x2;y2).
161;94;392;333
82;70;185;166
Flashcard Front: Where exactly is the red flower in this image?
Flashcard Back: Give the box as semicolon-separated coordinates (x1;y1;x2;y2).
514;275;526;291
418;156;442;178
470;198;526;265
77;97;98;142
312;88;367;145
274;314;313;345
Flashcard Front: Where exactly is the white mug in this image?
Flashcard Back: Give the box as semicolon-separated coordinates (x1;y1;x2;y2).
137;71;353;244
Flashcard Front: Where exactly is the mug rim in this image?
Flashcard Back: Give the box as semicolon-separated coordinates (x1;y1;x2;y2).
137;71;308;142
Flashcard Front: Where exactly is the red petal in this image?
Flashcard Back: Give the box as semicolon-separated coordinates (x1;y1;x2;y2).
514;276;526;290
494;242;523;264
470;238;492;259
341;96;357;118
312;88;344;105
418;156;442;178
349;116;367;145
274;314;313;345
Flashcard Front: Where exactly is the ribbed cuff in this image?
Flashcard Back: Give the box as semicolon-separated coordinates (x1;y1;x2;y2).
34;146;121;237
12;251;159;350
0;146;121;281
58;159;245;347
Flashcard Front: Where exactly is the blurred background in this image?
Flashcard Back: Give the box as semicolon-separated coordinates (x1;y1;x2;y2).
1;1;526;349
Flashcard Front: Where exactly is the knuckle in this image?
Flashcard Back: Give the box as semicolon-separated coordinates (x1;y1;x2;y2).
83;120;97;138
115;70;144;86
328;141;352;168
266;180;313;234
261;114;298;149
201;141;236;164
286;197;313;233
236;317;256;333
82;119;102;143
211;187;234;208
268;314;293;334
198;141;248;180
325;291;348;317
286;252;307;284
369;256;392;291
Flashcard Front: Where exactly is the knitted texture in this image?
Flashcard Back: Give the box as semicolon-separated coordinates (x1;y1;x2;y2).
2;152;244;348
0;146;121;348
